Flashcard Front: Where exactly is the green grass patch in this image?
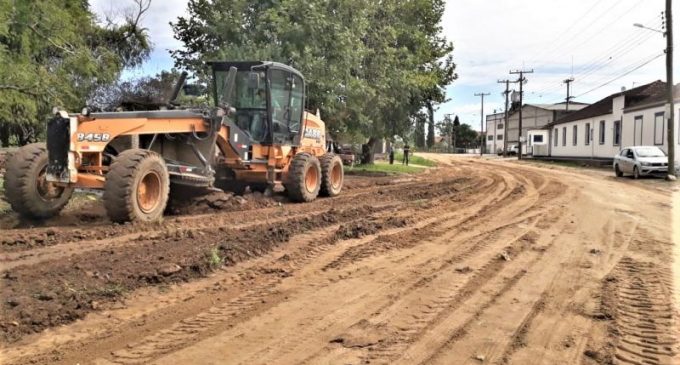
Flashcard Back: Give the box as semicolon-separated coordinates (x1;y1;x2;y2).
392;153;437;167
348;161;425;175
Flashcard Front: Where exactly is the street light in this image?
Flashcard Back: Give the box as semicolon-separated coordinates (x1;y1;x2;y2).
633;7;675;178
633;23;665;34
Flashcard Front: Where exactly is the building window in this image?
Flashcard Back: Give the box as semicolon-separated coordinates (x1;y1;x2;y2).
487;135;493;141
497;123;504;130
599;120;606;144
613;120;621;146
654;112;664;145
633;116;642;145
554;128;558;147
585;123;591;146
533;134;544;143
562;127;567;146
573;125;578;145
497;135;503;140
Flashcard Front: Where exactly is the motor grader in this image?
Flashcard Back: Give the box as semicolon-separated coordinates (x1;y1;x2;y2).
3;61;344;222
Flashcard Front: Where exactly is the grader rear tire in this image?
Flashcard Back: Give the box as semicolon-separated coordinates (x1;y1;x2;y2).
104;149;169;223
284;153;321;202
3;143;73;219
319;153;343;197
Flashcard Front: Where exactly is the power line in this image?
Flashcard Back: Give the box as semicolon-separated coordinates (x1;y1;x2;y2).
527;0;634;68
523;0;617;66
528;14;662;99
573;52;664;98
532;0;647;69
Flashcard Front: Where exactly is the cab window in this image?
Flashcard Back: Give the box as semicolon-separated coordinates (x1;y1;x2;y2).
269;69;305;144
289;74;304;133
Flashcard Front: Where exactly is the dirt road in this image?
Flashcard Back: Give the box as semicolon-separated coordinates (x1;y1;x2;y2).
1;154;678;365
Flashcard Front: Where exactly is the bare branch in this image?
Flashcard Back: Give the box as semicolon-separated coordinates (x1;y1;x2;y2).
127;0;151;29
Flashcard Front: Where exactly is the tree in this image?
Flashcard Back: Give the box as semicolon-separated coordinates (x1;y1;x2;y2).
0;0;152;146
413;112;427;149
171;0;456;163
452;115;460;150
89;70;208;112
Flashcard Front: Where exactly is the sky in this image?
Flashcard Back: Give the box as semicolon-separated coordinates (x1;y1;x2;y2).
91;0;678;131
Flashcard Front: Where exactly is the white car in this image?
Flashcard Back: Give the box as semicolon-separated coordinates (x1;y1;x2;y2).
613;146;671;179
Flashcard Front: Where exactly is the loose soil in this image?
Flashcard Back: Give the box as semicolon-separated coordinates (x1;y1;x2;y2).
0;155;677;365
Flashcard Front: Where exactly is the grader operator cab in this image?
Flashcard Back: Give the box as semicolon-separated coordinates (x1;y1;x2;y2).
3;61;344;222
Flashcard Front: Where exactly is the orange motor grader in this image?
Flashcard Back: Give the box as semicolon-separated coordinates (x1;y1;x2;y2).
3;61;344;222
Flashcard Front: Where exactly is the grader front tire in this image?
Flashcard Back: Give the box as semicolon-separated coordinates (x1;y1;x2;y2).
319;153;344;197
3;143;73;219
285;153;321;202
104;149;170;223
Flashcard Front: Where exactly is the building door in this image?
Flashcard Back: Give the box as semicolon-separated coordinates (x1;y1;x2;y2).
634;116;643;145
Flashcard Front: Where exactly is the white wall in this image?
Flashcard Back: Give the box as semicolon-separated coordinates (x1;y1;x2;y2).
623;103;680;165
486;114;505;154
549;95;679;164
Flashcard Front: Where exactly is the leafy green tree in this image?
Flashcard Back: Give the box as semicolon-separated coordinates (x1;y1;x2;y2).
171;0;455;163
0;0;152;146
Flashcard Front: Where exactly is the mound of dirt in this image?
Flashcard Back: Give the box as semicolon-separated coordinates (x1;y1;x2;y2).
167;190;279;215
0;205;378;342
334;216;409;240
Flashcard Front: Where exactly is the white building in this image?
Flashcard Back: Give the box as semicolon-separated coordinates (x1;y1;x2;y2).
494;102;588;154
485;112;505;154
545;81;679;164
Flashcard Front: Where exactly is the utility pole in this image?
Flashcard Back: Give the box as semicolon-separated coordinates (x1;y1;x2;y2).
475;92;490;156
498;80;515;157
665;1;675;178
510;69;533;160
563;77;575;111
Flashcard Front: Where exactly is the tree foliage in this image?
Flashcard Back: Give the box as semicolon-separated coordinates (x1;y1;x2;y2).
171;0;456;154
0;0;152;146
88;70;208;112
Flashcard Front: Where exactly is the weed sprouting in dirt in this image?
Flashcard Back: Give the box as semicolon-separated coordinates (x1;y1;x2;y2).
207;246;223;269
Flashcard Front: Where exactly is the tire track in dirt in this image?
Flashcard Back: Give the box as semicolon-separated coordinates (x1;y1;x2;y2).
599;257;678;365
299;166;568;365
0;175;481;364
249;167;568;365
134;168;516;362
101;178;493;364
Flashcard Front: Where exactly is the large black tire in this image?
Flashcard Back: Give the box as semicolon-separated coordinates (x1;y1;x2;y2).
319;153;344;197
284;153;321;202
633;166;640;180
104;149;170;223
3;143;73;219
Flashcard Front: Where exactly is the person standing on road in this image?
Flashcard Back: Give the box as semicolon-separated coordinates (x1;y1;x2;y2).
402;143;410;166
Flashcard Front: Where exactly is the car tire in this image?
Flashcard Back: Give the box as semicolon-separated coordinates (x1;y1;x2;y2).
614;164;623;177
633;166;640;180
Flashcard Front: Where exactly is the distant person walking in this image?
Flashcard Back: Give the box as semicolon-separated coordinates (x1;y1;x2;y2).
388;145;395;165
402;144;410;166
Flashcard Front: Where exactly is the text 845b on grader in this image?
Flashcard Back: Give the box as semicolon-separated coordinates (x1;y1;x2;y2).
4;61;344;222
